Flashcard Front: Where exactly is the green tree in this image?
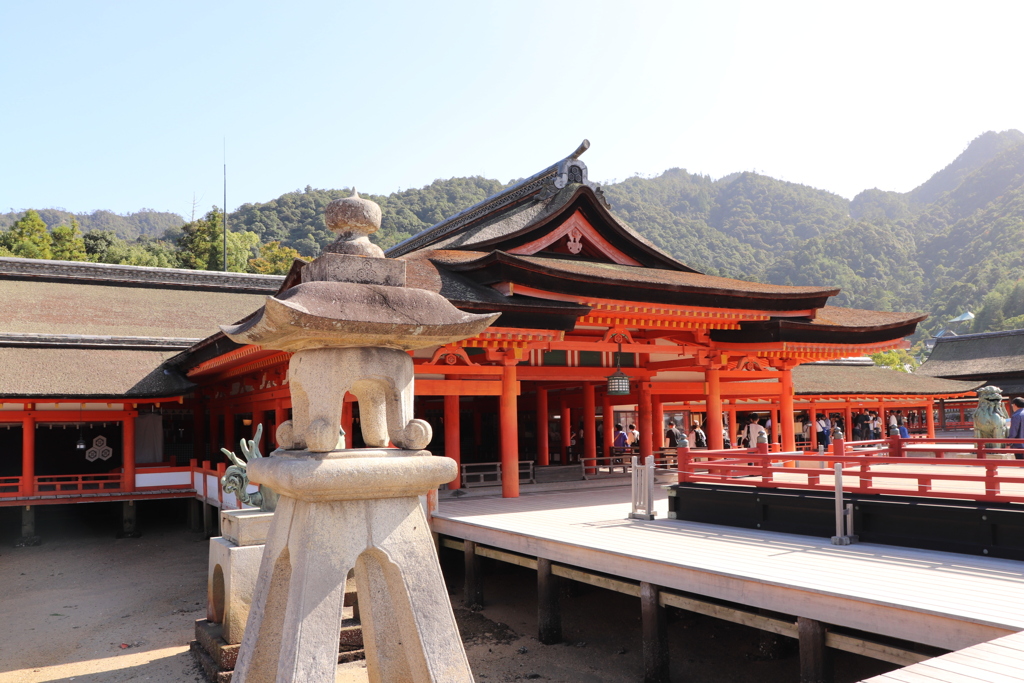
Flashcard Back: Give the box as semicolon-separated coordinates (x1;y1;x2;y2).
51;218;88;261
1;209;52;259
83;230;119;258
870;350;919;373
249;241;304;274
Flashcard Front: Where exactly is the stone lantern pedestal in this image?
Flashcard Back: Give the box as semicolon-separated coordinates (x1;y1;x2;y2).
232;448;472;683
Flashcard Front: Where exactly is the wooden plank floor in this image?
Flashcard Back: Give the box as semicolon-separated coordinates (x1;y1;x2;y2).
863;630;1024;682
433;486;1024;652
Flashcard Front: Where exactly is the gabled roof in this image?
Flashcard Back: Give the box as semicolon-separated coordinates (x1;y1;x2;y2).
387;141;691;271
918;329;1024;380
712;306;928;345
440;250;838;312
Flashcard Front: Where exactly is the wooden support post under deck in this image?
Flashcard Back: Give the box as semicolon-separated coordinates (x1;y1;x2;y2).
121;500;137;536
602;392;613;465
464;540;483;608
500;363;519;498
21;416;34;496
123;414;136;492
641;581;669;683
537;557;561;644
445;394;461;489
583;383;596;473
21;505;35;538
202;501;212;538
537;387;549;467
781;368;796;452
706;369;723;450
798;616;832;683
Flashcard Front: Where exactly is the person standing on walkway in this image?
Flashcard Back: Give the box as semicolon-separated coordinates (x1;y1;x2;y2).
1009;397;1024;458
665;419;681;449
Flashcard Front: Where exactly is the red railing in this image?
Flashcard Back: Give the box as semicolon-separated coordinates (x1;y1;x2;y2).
34;473;123;493
0;476;21;495
676;436;1024;504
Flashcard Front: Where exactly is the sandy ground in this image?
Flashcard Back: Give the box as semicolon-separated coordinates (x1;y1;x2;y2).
0;500;900;683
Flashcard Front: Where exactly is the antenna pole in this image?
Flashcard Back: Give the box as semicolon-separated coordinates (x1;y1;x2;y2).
223;138;228;272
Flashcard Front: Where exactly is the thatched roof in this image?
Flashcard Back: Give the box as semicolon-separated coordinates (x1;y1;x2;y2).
917;330;1024;380
0;347;192;398
794;363;982;396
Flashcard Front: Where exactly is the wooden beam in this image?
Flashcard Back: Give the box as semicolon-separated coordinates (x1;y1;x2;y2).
415;379;508;396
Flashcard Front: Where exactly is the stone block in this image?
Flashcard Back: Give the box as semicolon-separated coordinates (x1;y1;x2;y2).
221;509;274;547
208;537;266;644
302;253;406;287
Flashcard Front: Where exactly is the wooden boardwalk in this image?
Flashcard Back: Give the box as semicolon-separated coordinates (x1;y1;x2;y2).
863;630;1024;682
432;486;1024;653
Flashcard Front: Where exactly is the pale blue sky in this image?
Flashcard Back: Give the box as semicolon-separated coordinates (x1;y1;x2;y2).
2;1;1023;218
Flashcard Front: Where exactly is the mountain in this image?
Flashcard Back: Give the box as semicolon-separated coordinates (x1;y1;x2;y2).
0;208;185;240
5;130;1024;341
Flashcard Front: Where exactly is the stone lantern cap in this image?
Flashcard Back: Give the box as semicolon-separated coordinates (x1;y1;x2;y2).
221;279;498;352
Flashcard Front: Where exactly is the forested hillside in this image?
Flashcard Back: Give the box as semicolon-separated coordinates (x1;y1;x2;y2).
4;130;1024;340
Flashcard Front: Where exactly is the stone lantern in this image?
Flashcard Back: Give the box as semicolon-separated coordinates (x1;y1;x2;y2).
224;190;496;683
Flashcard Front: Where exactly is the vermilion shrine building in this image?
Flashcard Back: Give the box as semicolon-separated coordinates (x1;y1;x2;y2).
0;143;979;518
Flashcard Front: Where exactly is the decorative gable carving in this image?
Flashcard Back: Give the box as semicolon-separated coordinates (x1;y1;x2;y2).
507;210;642;266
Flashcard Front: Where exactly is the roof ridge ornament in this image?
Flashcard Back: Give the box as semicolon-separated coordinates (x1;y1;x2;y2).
570;139;590;160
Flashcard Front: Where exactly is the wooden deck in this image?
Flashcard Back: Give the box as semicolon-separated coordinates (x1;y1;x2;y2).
432;486;1024;652
863;630;1024;682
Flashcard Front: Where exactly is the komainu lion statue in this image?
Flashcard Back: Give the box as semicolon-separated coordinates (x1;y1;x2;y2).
973;385;1009;439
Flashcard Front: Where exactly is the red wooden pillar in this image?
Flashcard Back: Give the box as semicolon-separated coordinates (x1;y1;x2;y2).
536;387;549;467
602;392;613;465
583;383;596;473
844;405;853;443
706;369;723;450
926;398;936;439
123;414;136;492
274;401;287;448
727;405;738;448
652;395;664;450
780;369;795;452
938;398;946;431
342;396;354;449
639;383;653;458
809;402;818;450
444;394;461;489
500;363;519;498
560;399;571;464
22;415;35;496
209;410;220;456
